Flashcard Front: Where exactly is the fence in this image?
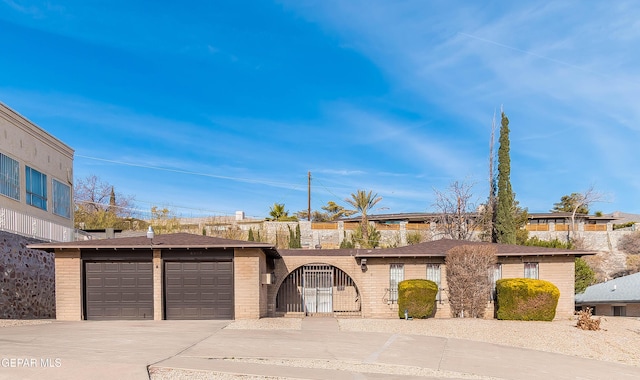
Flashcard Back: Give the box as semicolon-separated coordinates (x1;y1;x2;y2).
0;207;81;242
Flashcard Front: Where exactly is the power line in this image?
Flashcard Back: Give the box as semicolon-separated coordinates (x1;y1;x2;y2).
76;154;305;189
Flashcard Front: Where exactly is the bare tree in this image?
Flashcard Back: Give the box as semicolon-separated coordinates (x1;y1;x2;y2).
74;175;133;215
74;175;136;229
445;244;497;318
432;181;478;240
567;185;606;239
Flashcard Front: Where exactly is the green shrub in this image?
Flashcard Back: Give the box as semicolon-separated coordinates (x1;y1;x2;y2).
496;278;559;321
397;279;438;319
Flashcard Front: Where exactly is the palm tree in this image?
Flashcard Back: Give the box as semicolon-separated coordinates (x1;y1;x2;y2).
268;203;288;221
345;190;382;247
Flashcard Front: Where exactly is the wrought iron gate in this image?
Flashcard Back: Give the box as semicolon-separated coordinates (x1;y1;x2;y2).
276;264;360;316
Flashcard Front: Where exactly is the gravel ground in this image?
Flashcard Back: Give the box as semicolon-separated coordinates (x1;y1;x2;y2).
337;317;640;366
0;319;53;328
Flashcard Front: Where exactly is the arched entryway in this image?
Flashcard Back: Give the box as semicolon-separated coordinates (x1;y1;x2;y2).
276;263;360;316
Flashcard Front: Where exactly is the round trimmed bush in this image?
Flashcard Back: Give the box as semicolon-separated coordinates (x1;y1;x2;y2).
397;279;438;319
496;278;560;321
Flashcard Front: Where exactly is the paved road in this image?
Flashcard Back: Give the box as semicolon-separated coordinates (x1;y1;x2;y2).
0;319;638;380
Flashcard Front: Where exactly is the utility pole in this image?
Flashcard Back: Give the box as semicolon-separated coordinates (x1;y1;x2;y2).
307;171;311;221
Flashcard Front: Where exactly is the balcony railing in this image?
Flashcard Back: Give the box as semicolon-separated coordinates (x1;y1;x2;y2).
0;207;88;242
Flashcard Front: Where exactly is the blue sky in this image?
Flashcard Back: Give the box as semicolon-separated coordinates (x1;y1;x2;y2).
1;1;639;219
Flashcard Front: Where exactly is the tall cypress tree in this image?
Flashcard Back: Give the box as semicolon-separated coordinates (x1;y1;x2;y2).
494;111;516;244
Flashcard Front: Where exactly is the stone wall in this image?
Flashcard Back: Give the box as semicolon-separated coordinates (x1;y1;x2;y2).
185;218;638;278
528;228;633;279
0;231;54;318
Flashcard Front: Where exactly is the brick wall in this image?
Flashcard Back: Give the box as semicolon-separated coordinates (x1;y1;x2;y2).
234;248;267;319
273;253;577;320
501;256;575;319
53;248;81;321
153;249;163;320
0;231;55;318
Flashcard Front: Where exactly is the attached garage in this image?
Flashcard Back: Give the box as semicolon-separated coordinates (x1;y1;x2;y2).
83;252;153;320
164;259;234;319
30;233;279;321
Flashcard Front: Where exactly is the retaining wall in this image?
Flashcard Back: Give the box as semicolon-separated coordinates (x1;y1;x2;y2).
0;231;54;318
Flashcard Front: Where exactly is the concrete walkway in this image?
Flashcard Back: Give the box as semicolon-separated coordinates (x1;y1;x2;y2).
0;319;638;380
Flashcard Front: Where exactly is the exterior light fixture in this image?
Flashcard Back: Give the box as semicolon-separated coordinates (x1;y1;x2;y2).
360;258;367;272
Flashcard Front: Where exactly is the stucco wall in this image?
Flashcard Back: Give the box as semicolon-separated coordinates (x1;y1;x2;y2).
0;103;74;228
0;231;54;318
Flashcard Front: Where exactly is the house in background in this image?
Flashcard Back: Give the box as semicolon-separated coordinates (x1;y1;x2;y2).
30;235;595;321
0;102;76;242
575;272;640;317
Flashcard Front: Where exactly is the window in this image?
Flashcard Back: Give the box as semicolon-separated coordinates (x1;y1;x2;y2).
613;306;626;317
389;264;404;303
0;153;19;200
52;179;71;218
524;262;539;279
490;264;502;301
426;264;441;301
25;166;47;210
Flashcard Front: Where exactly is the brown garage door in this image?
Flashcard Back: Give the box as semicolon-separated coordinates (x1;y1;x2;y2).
85;261;153;320
164;261;233;319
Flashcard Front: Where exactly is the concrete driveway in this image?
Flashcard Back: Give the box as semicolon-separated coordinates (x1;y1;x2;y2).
0;320;230;380
1;318;639;380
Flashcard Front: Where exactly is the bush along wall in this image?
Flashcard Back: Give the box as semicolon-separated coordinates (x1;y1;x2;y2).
397;279;438;319
496;278;559;321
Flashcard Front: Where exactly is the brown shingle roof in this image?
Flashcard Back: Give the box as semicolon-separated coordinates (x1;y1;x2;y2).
28;233;280;257
280;239;596;258
355;239;596;258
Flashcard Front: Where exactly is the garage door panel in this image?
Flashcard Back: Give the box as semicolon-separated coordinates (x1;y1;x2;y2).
86;277;103;287
85;261;153;320
181;277;200;286
164;261;233;320
181;262;199;271
102;263;120;272
218;295;232;302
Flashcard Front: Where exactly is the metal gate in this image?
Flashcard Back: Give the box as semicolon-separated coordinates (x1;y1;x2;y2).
276;264;360;316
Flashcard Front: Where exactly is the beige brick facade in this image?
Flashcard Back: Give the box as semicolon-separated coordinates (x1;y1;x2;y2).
54;249;81;321
234;248;269;319
51;246;276;321
45;235;583;322
153;249;163;320
272;254;578;320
